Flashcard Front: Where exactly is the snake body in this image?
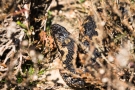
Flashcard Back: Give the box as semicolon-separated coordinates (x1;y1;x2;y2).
51;16;102;88
51;24;86;88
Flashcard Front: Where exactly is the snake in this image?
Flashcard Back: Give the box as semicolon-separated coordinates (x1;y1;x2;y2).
50;16;102;88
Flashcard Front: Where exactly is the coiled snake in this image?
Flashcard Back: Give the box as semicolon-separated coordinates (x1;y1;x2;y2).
51;16;103;88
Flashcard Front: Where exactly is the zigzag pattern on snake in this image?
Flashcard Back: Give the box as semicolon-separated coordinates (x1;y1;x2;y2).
51;16;103;88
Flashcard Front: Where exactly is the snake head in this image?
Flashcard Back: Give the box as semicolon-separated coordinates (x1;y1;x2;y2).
51;24;70;44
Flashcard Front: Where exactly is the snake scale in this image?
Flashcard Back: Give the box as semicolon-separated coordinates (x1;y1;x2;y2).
51;16;102;88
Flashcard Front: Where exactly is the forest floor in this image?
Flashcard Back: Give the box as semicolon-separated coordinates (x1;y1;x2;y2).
0;0;135;90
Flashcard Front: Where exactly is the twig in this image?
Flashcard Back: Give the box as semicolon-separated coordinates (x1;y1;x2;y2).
15;53;22;75
41;0;54;31
0;40;12;56
0;67;8;71
2;46;15;64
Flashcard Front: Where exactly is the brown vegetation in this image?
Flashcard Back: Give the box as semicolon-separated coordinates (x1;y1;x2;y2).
0;0;135;90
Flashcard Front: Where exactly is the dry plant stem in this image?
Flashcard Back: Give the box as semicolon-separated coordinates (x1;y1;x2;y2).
91;0;124;73
126;3;133;22
3;46;16;64
0;68;8;71
122;18;134;31
94;42;123;75
115;0;119;4
90;0;102;23
0;40;12;56
17;5;25;16
24;3;31;19
41;0;54;31
23;3;31;29
100;0;108;22
85;44;94;64
19;30;25;41
15;53;23;75
129;69;134;83
109;0;134;32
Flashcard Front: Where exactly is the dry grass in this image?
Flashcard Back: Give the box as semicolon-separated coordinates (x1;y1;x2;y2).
0;0;135;90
